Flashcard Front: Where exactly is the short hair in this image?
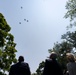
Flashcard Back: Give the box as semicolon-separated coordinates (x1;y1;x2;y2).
18;56;24;62
66;53;75;62
49;52;57;59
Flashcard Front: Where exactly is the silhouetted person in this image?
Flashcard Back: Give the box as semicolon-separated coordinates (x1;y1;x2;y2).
9;56;31;75
66;53;76;75
43;52;63;75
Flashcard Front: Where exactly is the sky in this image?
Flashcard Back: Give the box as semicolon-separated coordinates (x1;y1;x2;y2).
0;0;69;73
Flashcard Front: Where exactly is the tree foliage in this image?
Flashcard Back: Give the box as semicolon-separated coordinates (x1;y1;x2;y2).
36;61;45;75
31;73;37;75
62;31;76;48
65;0;76;28
0;13;17;75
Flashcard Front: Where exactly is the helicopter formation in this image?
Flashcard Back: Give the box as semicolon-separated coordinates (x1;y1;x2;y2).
19;6;29;24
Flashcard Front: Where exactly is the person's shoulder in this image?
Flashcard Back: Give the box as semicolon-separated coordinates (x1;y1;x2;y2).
45;59;52;62
21;62;29;66
72;62;76;66
21;62;28;64
67;62;73;67
13;62;19;66
10;63;18;69
67;62;73;65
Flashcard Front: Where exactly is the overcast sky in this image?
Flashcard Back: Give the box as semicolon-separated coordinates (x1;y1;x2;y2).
0;0;69;73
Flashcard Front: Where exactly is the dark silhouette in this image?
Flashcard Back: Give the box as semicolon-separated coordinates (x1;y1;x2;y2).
19;22;21;24
9;56;31;75
24;19;29;22
27;20;29;22
24;19;26;21
66;53;76;75
43;52;63;75
21;6;23;9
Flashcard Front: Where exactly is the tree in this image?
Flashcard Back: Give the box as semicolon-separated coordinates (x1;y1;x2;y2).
31;73;37;75
62;31;76;48
0;13;17;75
36;61;45;75
64;0;76;58
65;0;76;28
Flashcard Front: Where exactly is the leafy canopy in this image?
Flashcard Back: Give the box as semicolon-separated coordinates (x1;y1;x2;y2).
0;13;17;75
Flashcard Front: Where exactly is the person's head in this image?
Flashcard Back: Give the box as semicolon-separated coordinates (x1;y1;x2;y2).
66;53;75;62
49;52;57;59
18;56;24;62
